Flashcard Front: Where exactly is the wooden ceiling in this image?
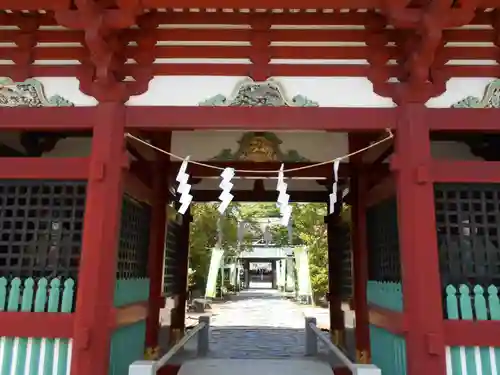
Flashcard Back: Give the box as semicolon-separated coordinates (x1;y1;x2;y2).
1;6;500;78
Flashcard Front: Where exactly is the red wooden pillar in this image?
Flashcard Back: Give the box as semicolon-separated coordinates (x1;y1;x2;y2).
392;104;445;375
325;210;345;347
350;169;370;363
145;134;172;355
71;102;127;375
169;209;192;345
348;134;371;363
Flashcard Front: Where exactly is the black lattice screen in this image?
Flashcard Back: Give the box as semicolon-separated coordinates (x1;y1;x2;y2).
0;180;86;279
367;197;401;282
332;222;352;300
435;183;500;287
163;216;181;296
117;195;151;279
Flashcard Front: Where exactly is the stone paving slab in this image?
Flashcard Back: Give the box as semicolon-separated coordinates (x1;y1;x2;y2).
178;358;335;375
172;285;352;366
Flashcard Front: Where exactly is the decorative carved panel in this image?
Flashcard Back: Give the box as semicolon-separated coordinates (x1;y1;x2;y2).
200;78;316;162
0;78;73;107
199;78;319;107
451;79;500;161
452;79;500;109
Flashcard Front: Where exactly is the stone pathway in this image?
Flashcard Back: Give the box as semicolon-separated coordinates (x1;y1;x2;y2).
175;282;352;366
207;285;306;359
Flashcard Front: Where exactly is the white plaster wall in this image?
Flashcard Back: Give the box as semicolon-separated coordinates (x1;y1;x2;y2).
426;77;496;108
127;76;394;107
33;77;97;106
32;75;496;109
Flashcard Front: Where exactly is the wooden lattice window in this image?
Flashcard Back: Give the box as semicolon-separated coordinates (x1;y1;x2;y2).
117;195;151;279
163;217;181;295
366;197;401;282
435;184;500;286
0;180;86;279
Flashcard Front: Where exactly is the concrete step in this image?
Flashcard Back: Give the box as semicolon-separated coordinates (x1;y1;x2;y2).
178;358;334;375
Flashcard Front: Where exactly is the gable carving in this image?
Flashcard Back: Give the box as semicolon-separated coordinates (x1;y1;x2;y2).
211;132;309;162
452;79;500;108
0;78;73;107
198;77;319;107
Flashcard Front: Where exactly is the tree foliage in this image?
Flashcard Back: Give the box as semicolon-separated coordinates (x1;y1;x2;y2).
188;203;252;289
188;201;335;300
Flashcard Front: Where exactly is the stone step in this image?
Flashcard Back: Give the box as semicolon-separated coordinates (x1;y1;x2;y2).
178;359;334;375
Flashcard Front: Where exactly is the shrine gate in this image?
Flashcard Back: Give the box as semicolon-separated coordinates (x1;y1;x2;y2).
1;2;500;375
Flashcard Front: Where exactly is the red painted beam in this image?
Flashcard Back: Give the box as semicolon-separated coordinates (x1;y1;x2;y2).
0;312;73;338
1;45;495;63
0;157;89;179
147;64;385;77
0;64;496;79
0;0;70;10
427;108;500;131
431;161;500;183
444;320;500;347
3;106;499;133
0;28;496;44
140;0;384;9
139;0;500;9
126;106;397;131
0;107;95;130
368;304;407;335
0;46;400;61
0;10;495;27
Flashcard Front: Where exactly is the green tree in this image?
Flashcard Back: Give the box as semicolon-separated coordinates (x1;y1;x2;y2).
241;202;331;300
292;204;329;301
188;203;252;290
188;201;345;302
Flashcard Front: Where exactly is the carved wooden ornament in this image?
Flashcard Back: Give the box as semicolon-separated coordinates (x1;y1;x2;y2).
452;79;500;108
201;78;315;162
198;77;318;107
0;78;73;107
